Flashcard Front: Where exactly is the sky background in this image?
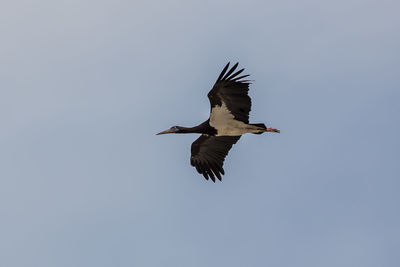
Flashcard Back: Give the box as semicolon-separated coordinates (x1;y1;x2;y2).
1;0;399;266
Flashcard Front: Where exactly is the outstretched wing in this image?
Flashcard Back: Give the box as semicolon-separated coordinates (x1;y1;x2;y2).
190;134;240;182
207;62;252;124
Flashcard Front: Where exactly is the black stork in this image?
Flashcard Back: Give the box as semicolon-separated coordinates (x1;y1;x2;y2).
157;62;280;182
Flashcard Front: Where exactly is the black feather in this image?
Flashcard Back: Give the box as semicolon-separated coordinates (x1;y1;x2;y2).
216;62;230;82
222;62;239;80
228;68;245;80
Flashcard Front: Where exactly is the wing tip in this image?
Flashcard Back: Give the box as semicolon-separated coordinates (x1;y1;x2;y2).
221;62;239;81
216;62;231;82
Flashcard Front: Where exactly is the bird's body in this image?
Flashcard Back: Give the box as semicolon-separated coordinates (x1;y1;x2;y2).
209;102;265;136
157;62;279;182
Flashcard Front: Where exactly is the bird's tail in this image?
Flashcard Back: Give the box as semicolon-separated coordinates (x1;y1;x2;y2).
250;123;266;134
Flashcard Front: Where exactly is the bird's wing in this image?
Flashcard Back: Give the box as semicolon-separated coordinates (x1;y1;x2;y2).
190;134;240;182
207;62;252;124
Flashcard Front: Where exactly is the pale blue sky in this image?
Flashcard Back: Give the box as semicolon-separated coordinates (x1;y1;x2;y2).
1;0;399;266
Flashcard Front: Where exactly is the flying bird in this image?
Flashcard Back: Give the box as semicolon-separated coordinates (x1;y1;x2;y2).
157;62;279;182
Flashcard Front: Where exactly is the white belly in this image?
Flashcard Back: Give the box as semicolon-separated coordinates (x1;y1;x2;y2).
209;102;261;136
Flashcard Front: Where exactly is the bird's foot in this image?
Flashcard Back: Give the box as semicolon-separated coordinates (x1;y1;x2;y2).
266;128;280;133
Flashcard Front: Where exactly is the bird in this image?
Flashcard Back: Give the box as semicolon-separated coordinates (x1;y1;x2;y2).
157;62;280;182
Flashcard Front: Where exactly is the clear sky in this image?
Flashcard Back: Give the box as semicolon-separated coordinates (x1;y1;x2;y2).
1;0;399;266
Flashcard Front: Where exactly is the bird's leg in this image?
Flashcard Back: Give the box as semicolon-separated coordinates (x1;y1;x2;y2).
266;127;280;133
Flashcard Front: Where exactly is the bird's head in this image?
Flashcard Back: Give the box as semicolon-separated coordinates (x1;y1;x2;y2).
156;126;182;135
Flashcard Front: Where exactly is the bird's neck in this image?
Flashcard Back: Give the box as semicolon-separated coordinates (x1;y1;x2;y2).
177;120;216;135
177;126;204;134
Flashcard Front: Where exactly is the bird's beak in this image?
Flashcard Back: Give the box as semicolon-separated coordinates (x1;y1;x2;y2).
156;129;173;135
